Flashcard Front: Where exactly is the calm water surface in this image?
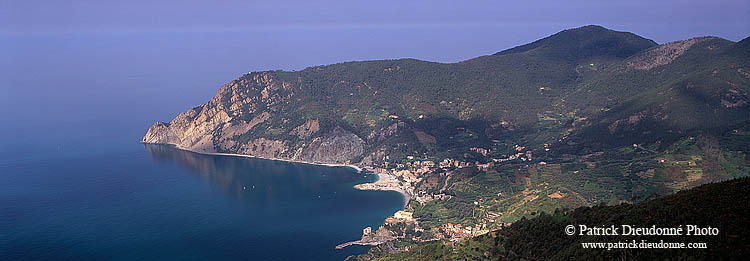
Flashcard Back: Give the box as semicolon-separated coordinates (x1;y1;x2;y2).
0;143;402;260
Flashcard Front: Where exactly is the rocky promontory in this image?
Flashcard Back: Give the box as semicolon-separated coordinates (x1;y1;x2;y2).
143;72;368;165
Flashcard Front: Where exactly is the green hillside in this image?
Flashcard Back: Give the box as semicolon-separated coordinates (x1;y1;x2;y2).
495;25;657;60
254;25;749;161
360;178;750;260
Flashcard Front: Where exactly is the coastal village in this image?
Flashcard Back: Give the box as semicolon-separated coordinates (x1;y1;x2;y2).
344;132;716;256
344;143;543;249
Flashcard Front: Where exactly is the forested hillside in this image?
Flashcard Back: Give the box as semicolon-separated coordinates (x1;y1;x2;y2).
360;178;750;260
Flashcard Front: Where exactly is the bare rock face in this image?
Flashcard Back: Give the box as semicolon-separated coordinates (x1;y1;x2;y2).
143;104;222;151
143;72;366;164
142;72;287;153
367;121;405;143
293;127;365;164
142;98;230;153
143;121;180;144
625;37;713;70
238;138;288;159
289;119;320;139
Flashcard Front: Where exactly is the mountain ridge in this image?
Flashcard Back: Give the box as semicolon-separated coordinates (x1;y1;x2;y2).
144;25;748;165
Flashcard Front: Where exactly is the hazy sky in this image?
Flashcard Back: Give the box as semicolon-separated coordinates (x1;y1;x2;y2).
0;0;748;159
2;1;749;68
3;0;748;41
3;1;748;74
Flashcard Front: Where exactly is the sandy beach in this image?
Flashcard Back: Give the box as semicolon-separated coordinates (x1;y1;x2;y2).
354;172;410;207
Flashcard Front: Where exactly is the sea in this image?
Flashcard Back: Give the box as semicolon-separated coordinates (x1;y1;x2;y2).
0;31;403;260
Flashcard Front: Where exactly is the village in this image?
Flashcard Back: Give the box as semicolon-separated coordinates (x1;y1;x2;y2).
349;143;545;245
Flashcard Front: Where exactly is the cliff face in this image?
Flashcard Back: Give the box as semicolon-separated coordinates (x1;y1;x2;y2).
143;72;367;164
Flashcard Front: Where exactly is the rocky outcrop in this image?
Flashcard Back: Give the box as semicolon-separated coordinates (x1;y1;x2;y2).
292;126;365;164
142;103;229;153
142;121;180;145
235;137;287;159
143;72;366;164
607;111;647;134
289;119;320;139
625;37;713;70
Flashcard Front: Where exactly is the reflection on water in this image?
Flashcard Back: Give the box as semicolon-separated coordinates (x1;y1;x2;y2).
143;144;372;208
1;143;398;260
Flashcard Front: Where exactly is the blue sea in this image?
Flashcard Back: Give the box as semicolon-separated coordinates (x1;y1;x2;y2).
0;32;403;260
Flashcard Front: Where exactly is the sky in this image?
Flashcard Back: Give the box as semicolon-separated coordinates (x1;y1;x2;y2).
0;0;748;159
3;1;749;41
1;0;748;66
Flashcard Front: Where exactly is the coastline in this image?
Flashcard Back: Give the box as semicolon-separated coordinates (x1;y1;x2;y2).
335;171;412;250
142;142;411;205
143;142;412;250
142;142;362;173
354;172;410;208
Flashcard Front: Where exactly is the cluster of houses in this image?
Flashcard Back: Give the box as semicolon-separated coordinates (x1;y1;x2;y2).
391;145;542;190
391;159;436;184
438;158;471;169
441;223;489;241
469;147;489;156
376;144;554;244
491;149;534;163
414;191;451;204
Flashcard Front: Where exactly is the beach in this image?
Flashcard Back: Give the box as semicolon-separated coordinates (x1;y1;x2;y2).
354;172;410;207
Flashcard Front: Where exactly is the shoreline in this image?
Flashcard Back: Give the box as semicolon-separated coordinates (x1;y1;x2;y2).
142;142;411;205
354;172;410;208
337;172;412;250
143;141;411;250
142;142;362;173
